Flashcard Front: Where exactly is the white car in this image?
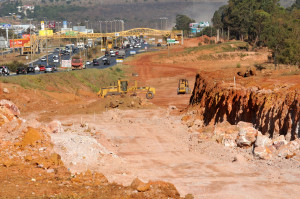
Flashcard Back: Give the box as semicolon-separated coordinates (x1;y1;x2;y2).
41;57;47;62
53;57;59;63
34;66;40;72
86;61;92;65
110;52;116;57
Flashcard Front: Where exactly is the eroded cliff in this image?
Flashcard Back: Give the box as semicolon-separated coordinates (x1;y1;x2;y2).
189;73;300;140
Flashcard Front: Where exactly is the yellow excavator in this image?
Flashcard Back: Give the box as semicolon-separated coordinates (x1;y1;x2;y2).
177;79;191;95
97;79;155;99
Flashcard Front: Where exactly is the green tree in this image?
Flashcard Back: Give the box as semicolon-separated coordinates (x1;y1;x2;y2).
174;14;195;32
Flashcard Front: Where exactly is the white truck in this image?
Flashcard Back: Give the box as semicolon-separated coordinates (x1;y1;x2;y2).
77;42;84;49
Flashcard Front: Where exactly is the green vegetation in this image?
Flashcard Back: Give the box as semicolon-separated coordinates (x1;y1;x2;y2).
0;67;126;93
174;14;195;33
5;61;26;72
212;0;300;65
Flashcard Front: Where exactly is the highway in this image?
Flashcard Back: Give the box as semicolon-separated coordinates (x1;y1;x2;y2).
8;43;151;76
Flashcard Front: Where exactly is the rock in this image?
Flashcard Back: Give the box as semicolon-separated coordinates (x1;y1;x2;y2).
131;178;143;190
0;99;20;117
236;122;258;147
3;88;9;94
277;140;299;159
46;169;54;173
254;146;274;160
48;120;63;134
26;119;41;129
21;128;43;147
184;194;194;199
272;135;288;149
137;183;150;192
213;122;238;147
255;132;272;148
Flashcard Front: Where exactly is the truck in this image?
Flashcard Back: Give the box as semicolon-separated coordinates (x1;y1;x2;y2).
118;49;126;58
71;57;83;70
77;42;84;49
87;39;93;47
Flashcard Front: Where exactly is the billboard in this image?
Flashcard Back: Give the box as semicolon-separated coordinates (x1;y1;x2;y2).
63;21;67;29
61;60;71;68
41;21;45;30
48;21;56;29
9;38;30;48
39;30;53;36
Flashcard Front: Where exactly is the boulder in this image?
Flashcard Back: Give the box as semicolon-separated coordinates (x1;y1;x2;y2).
213;122;238;147
236;122;258;147
0;100;20;117
48;120;63;134
3;88;9;94
254;146;274;160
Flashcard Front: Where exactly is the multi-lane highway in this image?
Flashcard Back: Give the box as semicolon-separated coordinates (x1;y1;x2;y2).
13;43;149;76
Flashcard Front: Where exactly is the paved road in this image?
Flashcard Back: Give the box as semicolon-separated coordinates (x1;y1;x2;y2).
10;44;151;76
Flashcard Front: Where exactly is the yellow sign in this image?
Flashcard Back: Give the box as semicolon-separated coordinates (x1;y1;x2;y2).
39;30;53;36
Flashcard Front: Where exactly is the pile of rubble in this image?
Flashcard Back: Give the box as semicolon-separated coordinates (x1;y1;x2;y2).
182;115;300;160
213;121;300;160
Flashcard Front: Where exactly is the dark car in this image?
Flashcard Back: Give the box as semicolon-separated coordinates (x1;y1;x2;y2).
27;66;35;73
157;43;161;47
93;59;99;66
39;65;46;72
16;67;27;75
102;58;110;65
53;65;58;71
105;50;110;56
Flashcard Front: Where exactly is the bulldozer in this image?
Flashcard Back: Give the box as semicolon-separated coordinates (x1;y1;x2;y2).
177;79;191;95
97;79;155;99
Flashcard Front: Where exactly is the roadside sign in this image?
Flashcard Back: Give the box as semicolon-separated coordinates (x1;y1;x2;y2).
149;38;155;41
175;41;180;44
130;51;136;55
116;59;124;63
115;33;120;37
2;24;11;28
167;39;176;44
101;48;106;52
61;60;71;68
158;39;163;43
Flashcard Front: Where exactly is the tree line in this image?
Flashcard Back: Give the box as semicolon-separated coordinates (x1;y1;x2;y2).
212;0;300;65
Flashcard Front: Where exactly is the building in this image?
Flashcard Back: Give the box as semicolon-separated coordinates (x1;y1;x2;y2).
189;22;210;34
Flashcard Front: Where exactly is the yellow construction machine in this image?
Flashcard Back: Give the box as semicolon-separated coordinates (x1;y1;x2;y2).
177;79;191;95
97;79;155;99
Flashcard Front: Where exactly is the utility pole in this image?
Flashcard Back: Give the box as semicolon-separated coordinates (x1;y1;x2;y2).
29;19;33;67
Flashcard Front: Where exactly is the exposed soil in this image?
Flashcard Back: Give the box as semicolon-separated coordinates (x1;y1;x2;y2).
0;38;299;198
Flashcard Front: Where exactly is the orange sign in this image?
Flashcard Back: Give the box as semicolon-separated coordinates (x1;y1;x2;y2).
10;38;30;48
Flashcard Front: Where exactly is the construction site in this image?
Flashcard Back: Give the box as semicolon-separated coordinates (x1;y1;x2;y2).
0;33;299;198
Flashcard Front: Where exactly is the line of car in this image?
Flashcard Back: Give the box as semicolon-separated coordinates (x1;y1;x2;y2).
16;65;58;75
